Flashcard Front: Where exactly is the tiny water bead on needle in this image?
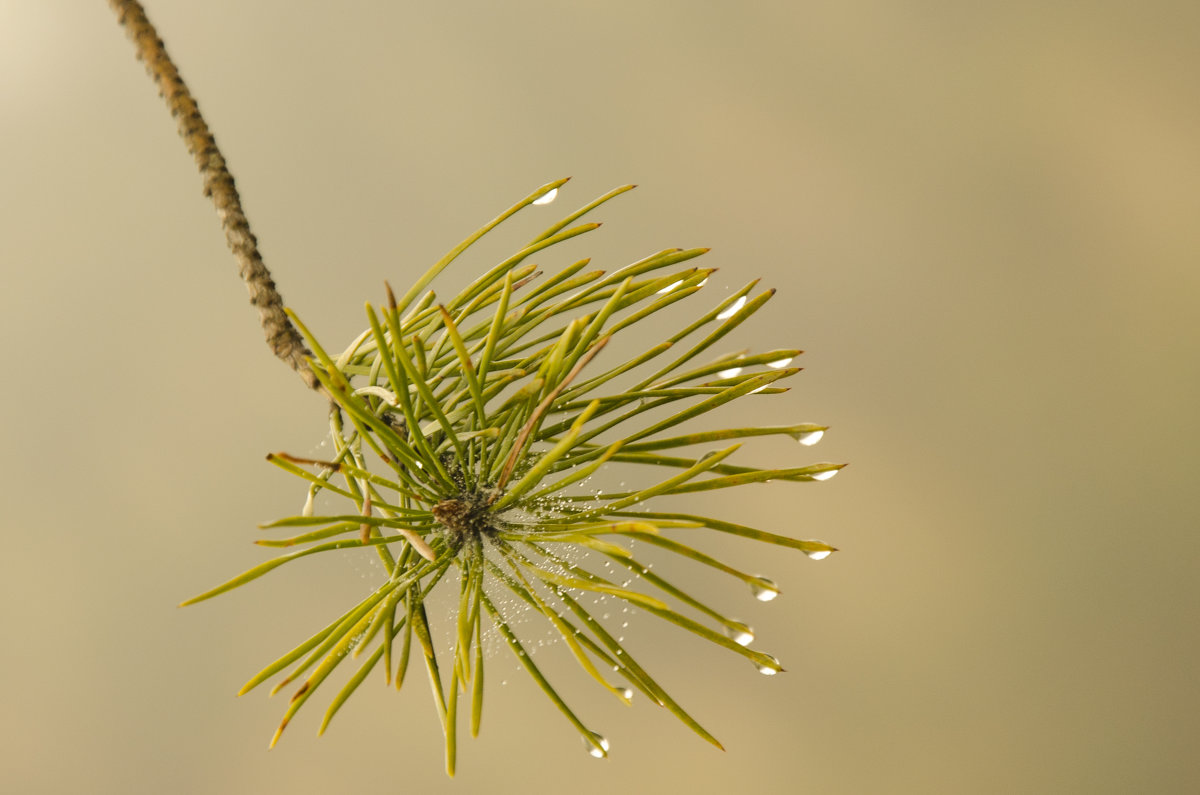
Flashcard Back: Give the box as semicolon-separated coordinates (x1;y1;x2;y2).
715;294;748;320
724;621;756;646
755;655;784;676
750;577;781;602
797;429;825;446
179;180;845;776
583;732;611;758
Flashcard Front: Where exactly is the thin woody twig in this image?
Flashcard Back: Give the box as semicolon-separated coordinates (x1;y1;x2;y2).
108;0;319;390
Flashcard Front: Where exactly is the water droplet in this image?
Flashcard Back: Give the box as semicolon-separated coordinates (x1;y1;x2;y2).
656;279;684;295
812;468;839;481
749;384;768;394
532;187;558;206
804;547;833;561
620;687;633;700
750;577;779;602
767;357;793;369
724;621;755;646
583;731;610;758
697;277;709;287
755;655;782;675
797;429;824;446
716;295;747;320
718;366;743;379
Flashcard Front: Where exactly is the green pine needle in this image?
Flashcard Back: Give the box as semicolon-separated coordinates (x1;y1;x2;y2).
184;180;843;776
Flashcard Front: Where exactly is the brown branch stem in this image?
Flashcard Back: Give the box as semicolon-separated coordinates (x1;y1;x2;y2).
108;0;319;390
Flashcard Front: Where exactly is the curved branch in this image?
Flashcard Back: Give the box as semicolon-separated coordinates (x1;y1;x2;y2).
108;0;319;390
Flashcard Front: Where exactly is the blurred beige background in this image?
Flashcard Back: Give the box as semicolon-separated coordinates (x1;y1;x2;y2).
2;1;1198;793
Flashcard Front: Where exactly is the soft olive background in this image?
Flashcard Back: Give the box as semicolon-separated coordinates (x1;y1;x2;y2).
2;2;1198;793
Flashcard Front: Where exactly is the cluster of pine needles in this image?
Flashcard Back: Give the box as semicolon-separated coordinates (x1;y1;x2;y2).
182;180;842;775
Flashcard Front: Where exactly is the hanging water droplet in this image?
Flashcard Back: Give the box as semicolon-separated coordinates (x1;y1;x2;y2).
656;279;684;295
620;687;633;700
583;731;610;758
716;295;747;320
718;366;743;379
724;621;755;646
812;468;839;481
301;489;315;517
532;187;558;206
804;547;833;561
767;357;793;369
750;577;780;602
755;655;782;675
797;429;824;447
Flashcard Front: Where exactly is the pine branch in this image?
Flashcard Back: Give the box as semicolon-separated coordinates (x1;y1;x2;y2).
109;2;846;774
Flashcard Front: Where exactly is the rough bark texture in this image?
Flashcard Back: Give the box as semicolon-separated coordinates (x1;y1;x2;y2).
109;0;319;390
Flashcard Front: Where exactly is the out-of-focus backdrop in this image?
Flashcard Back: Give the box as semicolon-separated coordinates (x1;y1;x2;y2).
2;2;1197;793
